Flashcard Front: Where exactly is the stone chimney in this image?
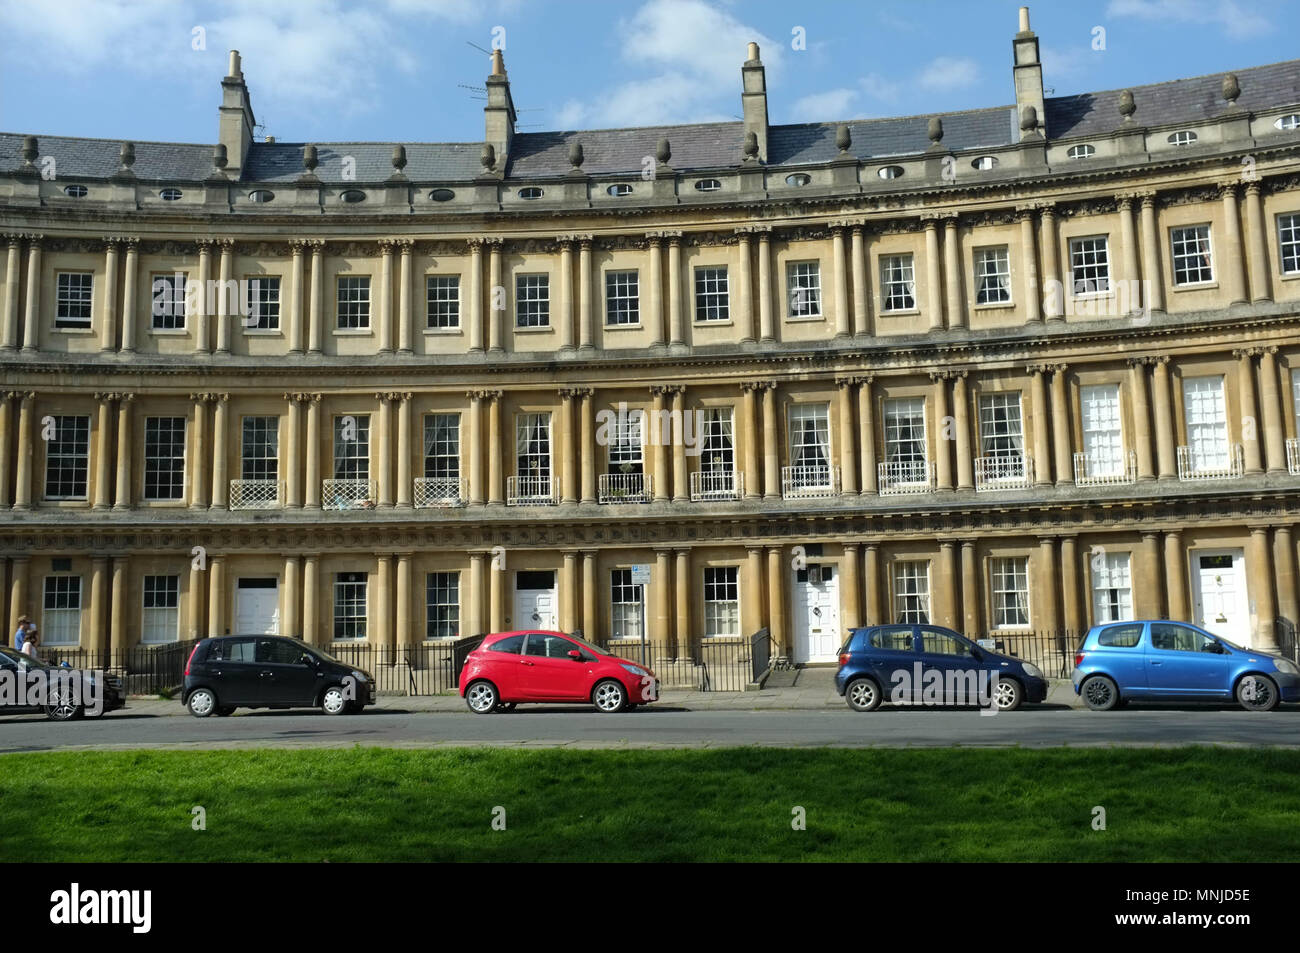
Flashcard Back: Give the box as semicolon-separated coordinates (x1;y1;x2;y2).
483;49;517;174
1011;7;1046;139
741;42;769;163
218;50;257;177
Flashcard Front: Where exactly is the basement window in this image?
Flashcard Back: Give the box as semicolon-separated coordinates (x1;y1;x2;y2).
785;173;811;187
1275;114;1300;131
340;189;367;203
429;189;455;202
971;155;997;171
248;189;275;203
518;187;544;200
694;178;722;192
1067;144;1096;159
63;184;88;197
159;188;183;201
1168;130;1198;146
607;183;633;197
877;165;904;180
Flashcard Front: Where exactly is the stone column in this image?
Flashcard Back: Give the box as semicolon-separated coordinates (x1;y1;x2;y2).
0;394;11;507
396;392;412;508
1;235;20;350
210;394;229;509
467;552;485;639
850;224;870;335
467;239;484;352
1128;358;1154;481
1037;538;1059;633
1051;364;1073;486
655;550;672;646
490;555;505;633
757;230;774;342
558;389;576;504
285;395;303;507
767;546;787;656
302;554;320;644
1164;530;1189;621
1040;205;1061;318
943;215;964;329
858;376;878;494
960;540;980;638
188;557;205;641
746;547;766;632
467;392;484;505
208;555;226;638
651;388;669;502
1249;527;1278;650
304;395;321;509
1235;349;1263;476
670;387;687;503
737;230;756;342
189;394;209;509
113;393;133;508
1060;537;1082;638
1137;532;1164;618
831;226;850;337
578;237;594;351
21;235;41;353
284;556;301;638
394;553;411;646
487;391;503;505
923;217;943;330
837;377;858;494
582;551;598;642
89;556;108;653
8;556;29;640
376;555;393;649
864;542;882;625
938;540;959;629
100;239;119;352
1151;357;1176;480
646;234;665;349
842;543;862;629
1018;208;1042;322
121;238;139;353
13;392;33;510
398;239;413;354
1260;347;1285;474
375;393;394;507
557;238;575;351
762;382;779;500
110;558;129;653
953;372;973;491
1117;196;1140;313
215;238;234;354
308;240;324;354
668;235;684;347
674;549;691;658
1275;526;1298;633
1218;184;1248;305
288;240;305;353
1243;183;1271;302
579;388;596;505
195;239;212;354
1138;194;1165;312
93;394;113;509
488;238;504;353
741;383;760;499
932;372;953;490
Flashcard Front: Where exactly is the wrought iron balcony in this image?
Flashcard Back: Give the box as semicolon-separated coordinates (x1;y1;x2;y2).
507;475;559;506
1073;449;1137;486
229;478;283;509
689;469;742;502
1288;437;1300;476
598;471;652;504
974;453;1034;491
1177;444;1244;481
414;477;467;508
877;459;935;495
781;464;840;500
322;479;377;510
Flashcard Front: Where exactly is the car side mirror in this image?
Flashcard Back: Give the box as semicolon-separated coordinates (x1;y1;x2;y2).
568;649;583;660
300;653;315;666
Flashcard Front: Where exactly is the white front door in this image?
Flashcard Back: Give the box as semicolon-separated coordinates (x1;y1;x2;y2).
513;571;558;631
793;564;841;663
1190;550;1249;645
235;578;280;635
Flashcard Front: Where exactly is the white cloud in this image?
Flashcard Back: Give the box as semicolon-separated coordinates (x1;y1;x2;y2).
859;73;902;104
792;88;858;123
1105;0;1270;39
916;56;979;92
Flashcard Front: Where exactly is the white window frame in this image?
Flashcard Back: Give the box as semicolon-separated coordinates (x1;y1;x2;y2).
44;414;90;501
426;275;461;329
974;246;1011;305
703;566;740;638
990;557;1030;630
423;414;460;480
515;273;550;328
55;272;93;329
43;575;83;645
425;571;460;640
333;414;371;480
1069;236;1111;296
1278;213;1300;276
141;575;180;644
610;569;645;641
880;254;916;311
787;403;831;469
1170;224;1214;286
693;266;730;322
1091;552;1133;623
336;276;371;329
143;416;186;501
893;561;931;625
604;270;640;326
240;416;279;482
1079;384;1124;476
516;412;552;480
1182;376;1229;472
786;261;822;317
150;273;187;331
333;572;368;641
978;393;1025;459
244;276;281;330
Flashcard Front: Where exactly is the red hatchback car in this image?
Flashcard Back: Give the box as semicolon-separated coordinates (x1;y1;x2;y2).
459;630;659;714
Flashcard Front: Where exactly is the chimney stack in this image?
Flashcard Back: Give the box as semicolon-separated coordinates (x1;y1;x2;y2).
741;42;769;163
483;49;517;174
1011;7;1046;139
218;49;257;177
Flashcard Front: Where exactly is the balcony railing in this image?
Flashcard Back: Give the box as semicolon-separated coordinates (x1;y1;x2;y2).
1073;449;1137;487
322;478;377;510
598;471;652;504
781;464;840;500
229;478;283;509
507;475;559;506
414;477;467;508
878;459;935;495
1289;438;1300;476
1177;444;1244;481
975;453;1034;491
690;469;742;502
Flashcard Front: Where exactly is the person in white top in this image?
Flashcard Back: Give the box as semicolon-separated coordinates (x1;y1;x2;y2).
21;626;40;660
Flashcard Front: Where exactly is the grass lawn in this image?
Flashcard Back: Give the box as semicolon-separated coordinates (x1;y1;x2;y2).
3;746;1298;862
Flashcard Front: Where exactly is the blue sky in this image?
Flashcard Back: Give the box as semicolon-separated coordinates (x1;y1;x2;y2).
2;0;1297;145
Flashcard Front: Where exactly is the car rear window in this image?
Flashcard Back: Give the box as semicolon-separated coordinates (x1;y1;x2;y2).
867;626;914;652
1097;624;1142;648
207;639;256;662
486;635;525;654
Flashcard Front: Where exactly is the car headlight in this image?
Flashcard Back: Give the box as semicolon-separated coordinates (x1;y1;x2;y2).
1275;659;1299;676
1021;662;1043;679
351;670;368;683
620;664;649;678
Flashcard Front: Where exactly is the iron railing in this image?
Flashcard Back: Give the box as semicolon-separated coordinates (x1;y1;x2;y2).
322;479;377;510
1287;438;1300;476
781;464;839;500
974;453;1034;491
878;459;935;495
229;479;283;509
414;477;467;508
1177;443;1244;481
506;475;559;505
1073;449;1137;486
689;469;742;501
974;628;1083;680
42;638;201;696
598;471;652;504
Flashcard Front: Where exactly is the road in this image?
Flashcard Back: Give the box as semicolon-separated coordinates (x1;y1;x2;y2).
3;703;1298;751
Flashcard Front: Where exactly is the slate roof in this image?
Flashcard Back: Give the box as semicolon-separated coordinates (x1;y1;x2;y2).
2;59;1296;185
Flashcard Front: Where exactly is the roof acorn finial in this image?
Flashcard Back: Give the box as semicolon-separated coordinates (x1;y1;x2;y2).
743;131;759;161
119;141;136;170
1020;105;1038;132
1222;73;1241;105
302;143;318;172
656;137;671;164
481;143;496;171
392;144;407;172
20;135;38;167
212;143;228;170
835;125;851;154
927;117;944;145
568;140;584;170
1118;89;1136;120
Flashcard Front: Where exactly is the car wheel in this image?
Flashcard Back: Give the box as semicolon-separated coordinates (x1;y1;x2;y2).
187;688;218;718
215;707;236;717
321;685;348;715
45;687;83;722
1236;674;1280;712
592;679;627;713
846;677;882;712
1081;675;1120;711
465;680;499;714
992;677;1023;712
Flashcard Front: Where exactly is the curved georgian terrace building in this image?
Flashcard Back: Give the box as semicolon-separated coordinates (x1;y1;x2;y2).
2;9;1299;691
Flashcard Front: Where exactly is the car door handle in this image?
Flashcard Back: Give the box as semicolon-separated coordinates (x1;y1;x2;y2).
259;670;274;677
520;660;534;666
1149;661;1162;666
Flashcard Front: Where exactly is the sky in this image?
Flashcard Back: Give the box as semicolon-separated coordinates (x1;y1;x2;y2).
1;0;1298;145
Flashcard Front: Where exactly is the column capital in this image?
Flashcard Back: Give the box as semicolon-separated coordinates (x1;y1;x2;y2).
195;237;214;251
559;386;594;399
100;236;122;249
834;376;859;389
735;223;773;235
1024;363;1051;376
376;238;396;253
482;236;506;248
555;234;578;246
4;233;23;247
307;238;326;250
1138;192;1159;209
648;229;682;241
288;238;309;253
23;232;45;246
1035;201;1058;216
1231;346;1261;360
466;237;485;250
1014;204;1038;220
215;237;236;250
650;384;685;396
1244;180;1264;197
929;369;961;382
395;238;415;251
1216;181;1240;199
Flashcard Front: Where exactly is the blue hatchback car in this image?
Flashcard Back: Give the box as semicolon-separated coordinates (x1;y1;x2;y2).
834;623;1050;712
1072;620;1300;711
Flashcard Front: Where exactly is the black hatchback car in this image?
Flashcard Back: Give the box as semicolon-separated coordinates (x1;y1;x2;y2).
0;645;126;720
182;635;375;717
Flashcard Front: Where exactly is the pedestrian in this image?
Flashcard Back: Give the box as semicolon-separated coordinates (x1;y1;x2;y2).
21;626;40;661
13;615;30;651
